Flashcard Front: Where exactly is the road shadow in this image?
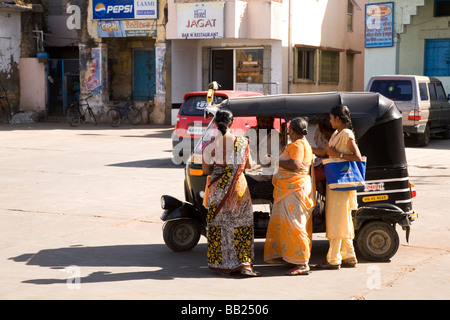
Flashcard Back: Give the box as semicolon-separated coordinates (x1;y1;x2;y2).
106;157;183;169
404;135;450;150
8;239;345;285
0;122;173;133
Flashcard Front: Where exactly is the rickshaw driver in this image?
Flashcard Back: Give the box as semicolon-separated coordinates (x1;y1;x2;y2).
244;115;285;200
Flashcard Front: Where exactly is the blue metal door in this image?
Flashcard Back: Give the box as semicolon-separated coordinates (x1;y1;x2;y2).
424;39;450;76
133;50;156;100
47;59;80;115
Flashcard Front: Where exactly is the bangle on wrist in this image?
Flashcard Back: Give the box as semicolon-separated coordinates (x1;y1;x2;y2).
340;152;344;158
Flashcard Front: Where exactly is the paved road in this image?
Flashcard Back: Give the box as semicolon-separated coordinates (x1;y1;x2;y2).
0;123;448;301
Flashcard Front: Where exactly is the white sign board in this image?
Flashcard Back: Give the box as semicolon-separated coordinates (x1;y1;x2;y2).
177;2;224;39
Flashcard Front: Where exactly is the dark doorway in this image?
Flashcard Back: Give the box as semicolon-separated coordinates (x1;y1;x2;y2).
211;49;233;90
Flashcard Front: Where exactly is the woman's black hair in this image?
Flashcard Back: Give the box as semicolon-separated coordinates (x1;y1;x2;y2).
330;104;353;130
289;117;308;136
214;109;233;135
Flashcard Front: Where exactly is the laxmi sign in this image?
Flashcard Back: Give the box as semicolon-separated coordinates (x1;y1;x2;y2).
92;0;158;20
177;2;224;39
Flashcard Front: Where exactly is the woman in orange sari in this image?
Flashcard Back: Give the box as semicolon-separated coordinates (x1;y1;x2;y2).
264;117;315;275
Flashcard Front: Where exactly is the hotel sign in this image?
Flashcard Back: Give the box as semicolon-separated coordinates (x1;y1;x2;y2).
177;2;224;39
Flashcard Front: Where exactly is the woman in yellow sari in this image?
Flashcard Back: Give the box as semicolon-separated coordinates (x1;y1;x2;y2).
264;117;315;275
315;105;362;270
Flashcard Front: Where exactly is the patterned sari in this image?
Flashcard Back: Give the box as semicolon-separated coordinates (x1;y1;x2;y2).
264;138;315;265
205;136;254;272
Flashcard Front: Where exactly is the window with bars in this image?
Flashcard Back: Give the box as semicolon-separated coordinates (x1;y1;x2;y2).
347;0;354;31
319;50;340;83
294;48;315;82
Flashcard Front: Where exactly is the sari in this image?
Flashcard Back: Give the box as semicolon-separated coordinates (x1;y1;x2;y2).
325;129;358;265
264;138;315;265
204;135;254;272
325;129;358;239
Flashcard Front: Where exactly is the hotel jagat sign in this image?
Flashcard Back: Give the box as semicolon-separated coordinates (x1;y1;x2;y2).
177;2;224;39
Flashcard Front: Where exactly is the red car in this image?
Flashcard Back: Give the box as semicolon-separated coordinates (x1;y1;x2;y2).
172;90;263;161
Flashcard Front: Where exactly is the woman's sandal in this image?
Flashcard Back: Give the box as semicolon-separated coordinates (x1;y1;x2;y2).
240;267;261;277
286;265;310;276
315;261;340;270
341;259;357;268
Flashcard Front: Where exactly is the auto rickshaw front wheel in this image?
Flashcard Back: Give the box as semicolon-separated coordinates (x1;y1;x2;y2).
355;221;399;261
163;219;201;252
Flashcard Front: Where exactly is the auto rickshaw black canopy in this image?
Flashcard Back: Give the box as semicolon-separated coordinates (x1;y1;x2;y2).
218;91;406;169
219;91;401;140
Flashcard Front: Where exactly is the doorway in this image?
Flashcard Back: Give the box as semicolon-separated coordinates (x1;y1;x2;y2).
133;49;156;100
47;59;80;116
211;49;234;90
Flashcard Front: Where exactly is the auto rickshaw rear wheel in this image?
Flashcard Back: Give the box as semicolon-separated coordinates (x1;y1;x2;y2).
163;219;201;252
355;220;399;261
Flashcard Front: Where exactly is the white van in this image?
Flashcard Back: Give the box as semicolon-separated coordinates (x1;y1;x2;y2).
366;75;450;146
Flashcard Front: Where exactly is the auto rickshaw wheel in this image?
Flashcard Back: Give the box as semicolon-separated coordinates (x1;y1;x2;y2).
355;220;399;261
163;219;201;252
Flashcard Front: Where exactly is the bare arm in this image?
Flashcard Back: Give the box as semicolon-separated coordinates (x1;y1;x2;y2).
325;138;362;161
279;158;303;171
202;161;213;175
312;147;327;158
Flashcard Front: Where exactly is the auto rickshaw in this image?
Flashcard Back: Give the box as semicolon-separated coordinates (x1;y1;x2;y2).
161;92;418;261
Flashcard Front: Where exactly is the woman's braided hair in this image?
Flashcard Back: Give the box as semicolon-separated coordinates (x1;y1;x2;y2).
214;109;233;135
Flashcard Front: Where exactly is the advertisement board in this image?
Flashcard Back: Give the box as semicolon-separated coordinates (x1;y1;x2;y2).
365;2;394;48
97;20;157;37
93;0;158;20
177;2;224;39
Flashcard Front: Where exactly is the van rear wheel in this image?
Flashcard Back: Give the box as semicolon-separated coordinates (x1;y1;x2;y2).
163;219;201;252
355;221;399;261
416;124;430;146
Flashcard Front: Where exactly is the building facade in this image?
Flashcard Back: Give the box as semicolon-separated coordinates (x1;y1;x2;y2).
4;1;367;124
167;0;367;112
364;0;450;93
35;0;168;124
0;1;42;118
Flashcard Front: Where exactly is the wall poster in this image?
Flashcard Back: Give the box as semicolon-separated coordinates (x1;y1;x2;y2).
365;2;394;48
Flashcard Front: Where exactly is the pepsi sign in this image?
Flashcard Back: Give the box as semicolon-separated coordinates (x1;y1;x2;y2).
93;0;158;20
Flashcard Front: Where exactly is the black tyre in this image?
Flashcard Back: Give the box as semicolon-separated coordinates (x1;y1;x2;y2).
127;106;142;125
107;108;121;127
441;125;450;139
88;107;97;125
162;219;201;252
355;220;399;261
67;108;81;127
416;124;430;146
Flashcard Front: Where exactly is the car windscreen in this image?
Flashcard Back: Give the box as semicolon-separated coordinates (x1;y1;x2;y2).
369;80;413;101
179;96;226;116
